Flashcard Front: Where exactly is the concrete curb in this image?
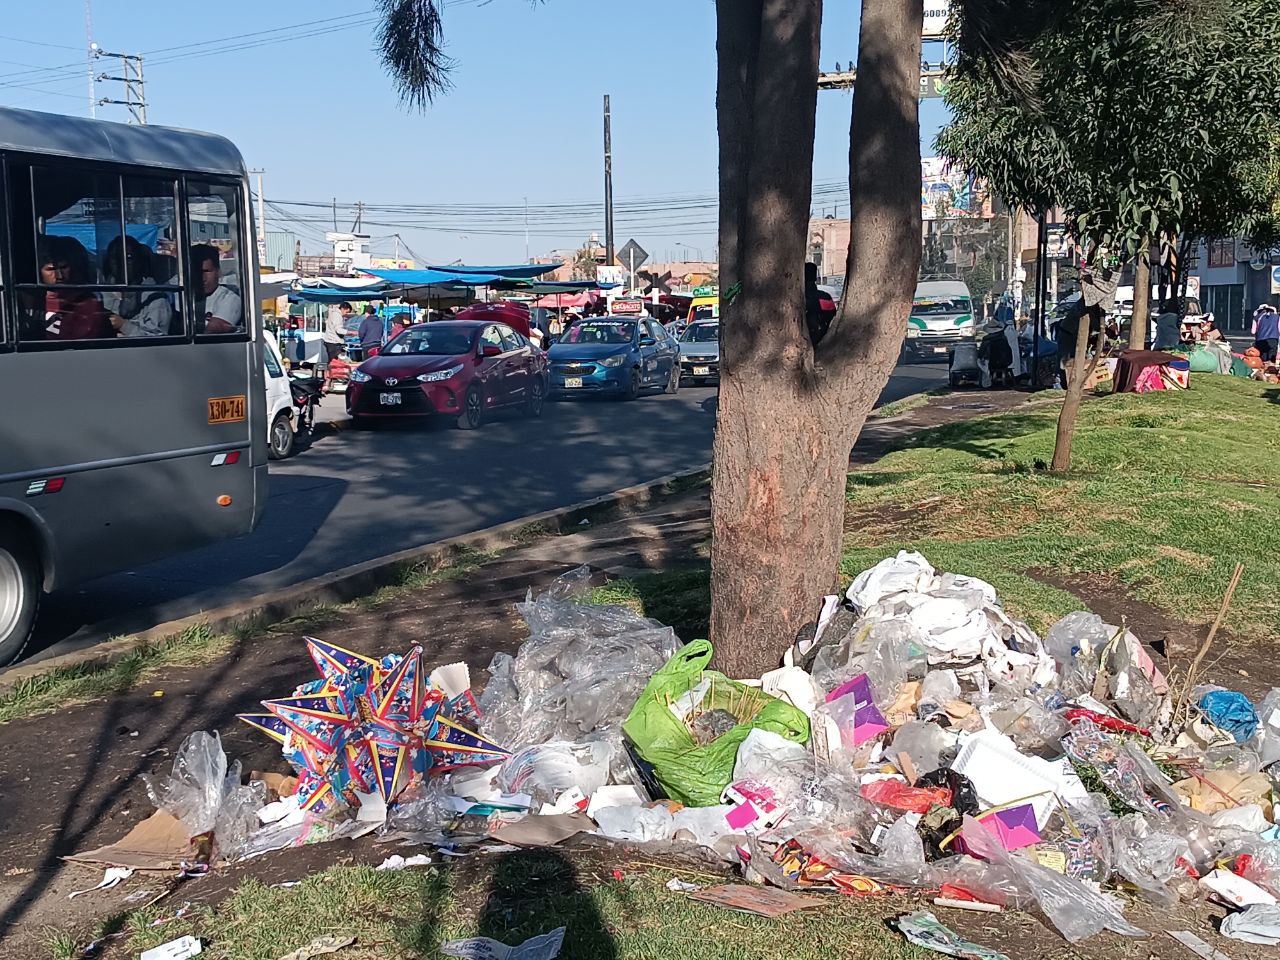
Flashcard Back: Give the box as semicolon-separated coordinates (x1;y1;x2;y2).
0;463;713;692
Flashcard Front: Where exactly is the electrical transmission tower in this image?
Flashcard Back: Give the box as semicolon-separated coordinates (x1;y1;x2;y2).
92;45;147;124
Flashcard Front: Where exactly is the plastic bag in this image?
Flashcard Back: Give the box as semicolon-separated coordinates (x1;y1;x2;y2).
890;720;954;776
960;814;1147;943
845;551;936;610
811;618;923;710
732;728;813;803
478;566;681;748
1108;814;1191;906
496;740;611;807
1199;690;1260;743
799;813;938;889
1253;688;1280;768
1044;611;1110;667
144;731;265;861
622;640;809;807
593;804;675;843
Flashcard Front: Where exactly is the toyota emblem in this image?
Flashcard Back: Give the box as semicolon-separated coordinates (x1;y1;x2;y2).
384;377;399;387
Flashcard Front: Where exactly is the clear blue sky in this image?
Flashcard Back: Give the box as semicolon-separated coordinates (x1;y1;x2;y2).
0;1;950;265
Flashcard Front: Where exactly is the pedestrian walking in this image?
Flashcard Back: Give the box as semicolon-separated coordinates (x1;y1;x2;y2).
1252;304;1279;363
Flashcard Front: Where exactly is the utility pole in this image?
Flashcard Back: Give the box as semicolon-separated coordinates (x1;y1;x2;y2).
332;198;338;232
524;197;530;264
94;47;147;124
84;0;95;119
250;168;267;266
603;94;615;268
352;201;365;233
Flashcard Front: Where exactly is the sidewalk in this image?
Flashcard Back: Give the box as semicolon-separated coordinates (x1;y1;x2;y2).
0;387;1039;958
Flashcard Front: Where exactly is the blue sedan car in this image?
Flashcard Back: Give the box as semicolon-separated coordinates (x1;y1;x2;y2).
548;315;682;399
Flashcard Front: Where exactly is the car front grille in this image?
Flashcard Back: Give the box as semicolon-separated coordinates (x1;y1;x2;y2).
553;362;598;376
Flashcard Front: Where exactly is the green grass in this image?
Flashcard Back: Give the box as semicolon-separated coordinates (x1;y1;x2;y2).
96;857;936;960
0;623;235;725
587;568;712;641
0;548;496;726
843;375;1280;637
594;376;1280;642
871;385;950;421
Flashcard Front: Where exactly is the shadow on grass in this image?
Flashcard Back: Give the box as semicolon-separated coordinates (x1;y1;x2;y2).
474;851;618;960
607;566;711;643
890;411;1055;460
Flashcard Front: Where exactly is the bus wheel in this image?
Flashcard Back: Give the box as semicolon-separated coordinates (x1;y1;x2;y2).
268;412;296;460
0;525;39;667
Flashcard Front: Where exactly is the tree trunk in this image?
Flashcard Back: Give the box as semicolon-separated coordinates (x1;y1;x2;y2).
710;0;923;677
1129;241;1149;351
1050;306;1104;472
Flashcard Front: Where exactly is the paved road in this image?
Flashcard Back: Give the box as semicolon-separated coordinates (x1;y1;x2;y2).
18;363;947;666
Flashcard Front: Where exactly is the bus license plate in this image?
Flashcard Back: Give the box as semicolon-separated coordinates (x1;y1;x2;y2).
207;395;246;424
694;366;709;376
380;392;402;406
564;377;583;388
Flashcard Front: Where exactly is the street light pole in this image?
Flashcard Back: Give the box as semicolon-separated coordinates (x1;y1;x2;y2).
603;94;615;268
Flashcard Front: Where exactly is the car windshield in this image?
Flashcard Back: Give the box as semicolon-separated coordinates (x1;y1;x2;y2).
682;323;719;343
384;328;475;356
562;320;635;345
913;296;971;315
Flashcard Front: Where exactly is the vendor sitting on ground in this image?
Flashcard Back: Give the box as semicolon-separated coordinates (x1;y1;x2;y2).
1196;317;1224;343
978;318;1014;385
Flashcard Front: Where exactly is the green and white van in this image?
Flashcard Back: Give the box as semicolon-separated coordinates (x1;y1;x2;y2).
906;280;976;360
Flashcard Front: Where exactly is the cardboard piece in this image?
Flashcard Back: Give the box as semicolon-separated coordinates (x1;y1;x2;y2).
490;812;592;848
686;884;824;918
975;804;1040;852
67;811;193;872
251;771;299;799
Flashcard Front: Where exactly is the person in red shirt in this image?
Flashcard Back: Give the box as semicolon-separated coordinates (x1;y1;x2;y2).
39;236;113;341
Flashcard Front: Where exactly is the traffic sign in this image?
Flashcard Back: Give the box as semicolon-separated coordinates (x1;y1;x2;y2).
617;238;649;272
1271;265;1280;295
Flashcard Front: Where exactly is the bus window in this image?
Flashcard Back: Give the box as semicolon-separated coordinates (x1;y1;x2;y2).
10;164;184;343
188;180;245;337
15;166;119;342
104;177;181;338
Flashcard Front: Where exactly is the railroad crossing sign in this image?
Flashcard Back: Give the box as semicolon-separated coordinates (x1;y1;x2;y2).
616;238;649;272
640;270;674;295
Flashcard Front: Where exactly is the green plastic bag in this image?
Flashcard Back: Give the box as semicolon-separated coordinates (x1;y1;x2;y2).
622;639;810;807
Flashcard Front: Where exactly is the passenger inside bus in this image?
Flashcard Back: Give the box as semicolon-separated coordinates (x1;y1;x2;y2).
37;236;113;341
191;243;243;334
103;235;174;338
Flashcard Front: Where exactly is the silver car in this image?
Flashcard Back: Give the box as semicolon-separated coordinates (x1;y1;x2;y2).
679;321;720;384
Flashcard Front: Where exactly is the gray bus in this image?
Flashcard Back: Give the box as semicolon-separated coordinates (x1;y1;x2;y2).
0;108;267;665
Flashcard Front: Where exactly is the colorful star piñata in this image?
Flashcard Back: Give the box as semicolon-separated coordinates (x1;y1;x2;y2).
238;637;507;815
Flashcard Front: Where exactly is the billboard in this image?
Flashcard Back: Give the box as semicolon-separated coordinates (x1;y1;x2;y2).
921;157;989;220
923;0;951;38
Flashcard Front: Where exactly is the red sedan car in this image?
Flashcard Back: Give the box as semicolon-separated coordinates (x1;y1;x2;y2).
346;320;548;429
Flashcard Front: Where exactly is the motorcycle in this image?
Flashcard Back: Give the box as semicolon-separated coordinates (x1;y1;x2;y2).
289;371;326;437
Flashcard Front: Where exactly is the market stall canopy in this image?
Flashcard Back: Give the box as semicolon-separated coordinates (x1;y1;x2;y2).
363;267;505;287
427;263;561;280
489;280;619;294
258;272;299;301
290;282;390;304
533;291;597;309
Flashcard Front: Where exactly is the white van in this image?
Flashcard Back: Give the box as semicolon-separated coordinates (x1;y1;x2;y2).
906;280;976;360
263;331;298;459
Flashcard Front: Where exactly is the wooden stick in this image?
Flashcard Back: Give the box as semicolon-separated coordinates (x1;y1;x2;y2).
1178;562;1244;723
1186;562;1244;690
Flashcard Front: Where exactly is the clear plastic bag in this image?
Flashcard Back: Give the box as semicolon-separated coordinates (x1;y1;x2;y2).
1108;814;1191;906
732;728;814;803
798;813;938;889
495;739;612;806
1045;611;1110;668
478;566;680;748
143;730;265;861
960;814;1147;943
889;720;954;776
811;617;924;710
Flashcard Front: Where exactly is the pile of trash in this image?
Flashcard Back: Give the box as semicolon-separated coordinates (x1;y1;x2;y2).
118;555;1280;950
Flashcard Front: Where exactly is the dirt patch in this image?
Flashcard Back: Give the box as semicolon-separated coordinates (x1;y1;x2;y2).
1031;568;1275;700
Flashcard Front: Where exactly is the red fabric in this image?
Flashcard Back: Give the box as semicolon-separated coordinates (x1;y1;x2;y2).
1064;708;1151;738
859;779;952;814
44;291;112;341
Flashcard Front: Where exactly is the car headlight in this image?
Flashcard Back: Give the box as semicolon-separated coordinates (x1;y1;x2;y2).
906;328;919;339
350;370;372;383
600;353;627;368
418;363;463;383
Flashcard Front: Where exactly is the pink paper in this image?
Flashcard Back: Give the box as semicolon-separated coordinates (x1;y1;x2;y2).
826;674;890;748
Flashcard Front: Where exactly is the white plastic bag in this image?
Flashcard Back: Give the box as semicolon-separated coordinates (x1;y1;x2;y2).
845;551;936;610
496;740;611;807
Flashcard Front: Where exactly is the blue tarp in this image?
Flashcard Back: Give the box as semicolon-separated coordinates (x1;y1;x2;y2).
290;283;389;304
362;268;504;287
46;223;160;256
489;280;620;293
426;263;560;280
